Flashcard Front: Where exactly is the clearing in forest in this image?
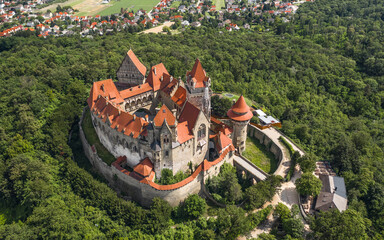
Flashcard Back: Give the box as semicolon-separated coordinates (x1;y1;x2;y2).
242;137;278;173
212;0;225;10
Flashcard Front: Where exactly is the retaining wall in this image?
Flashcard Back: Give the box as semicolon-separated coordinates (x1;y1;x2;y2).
247;125;284;175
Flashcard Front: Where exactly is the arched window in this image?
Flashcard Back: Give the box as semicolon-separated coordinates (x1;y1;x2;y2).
197;124;206;140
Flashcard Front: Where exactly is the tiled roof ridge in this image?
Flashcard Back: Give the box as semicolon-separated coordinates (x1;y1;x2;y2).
91;96;148;138
227;95;253;121
127;49;147;76
187;59;209;88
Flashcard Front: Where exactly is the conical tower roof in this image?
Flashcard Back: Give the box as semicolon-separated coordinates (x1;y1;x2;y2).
227;95;253;121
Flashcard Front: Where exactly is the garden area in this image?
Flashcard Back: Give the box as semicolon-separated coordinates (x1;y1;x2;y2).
81;108;116;165
242;137;278;174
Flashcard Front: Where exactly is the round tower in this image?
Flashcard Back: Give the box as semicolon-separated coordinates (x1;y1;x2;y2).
227;95;253;154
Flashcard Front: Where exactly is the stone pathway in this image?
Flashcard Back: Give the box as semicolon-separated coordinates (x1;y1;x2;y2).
238;127;307;239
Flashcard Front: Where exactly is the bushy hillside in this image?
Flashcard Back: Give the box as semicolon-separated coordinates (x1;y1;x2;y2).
0;1;383;236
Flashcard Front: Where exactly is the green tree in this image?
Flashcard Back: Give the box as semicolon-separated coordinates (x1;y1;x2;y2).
297;155;316;173
296;172;322;197
310;209;371;240
181;194;207;219
216;205;247;239
147;198;172;233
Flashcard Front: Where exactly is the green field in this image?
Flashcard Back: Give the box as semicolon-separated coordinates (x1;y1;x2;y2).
222;92;255;107
98;0;159;16
82;108;116;165
170;0;180;8
242;137;278;173
212;0;225;10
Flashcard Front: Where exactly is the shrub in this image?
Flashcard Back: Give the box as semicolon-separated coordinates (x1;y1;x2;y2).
181;194;207;219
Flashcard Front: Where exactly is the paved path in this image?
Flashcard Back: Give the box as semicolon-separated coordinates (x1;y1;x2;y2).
233;155;268;181
238;127;306;239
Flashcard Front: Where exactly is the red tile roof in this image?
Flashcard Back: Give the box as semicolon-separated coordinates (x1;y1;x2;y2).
127;49;147;76
227;95;253;121
145;63;170;91
216;131;232;153
119;82;152;99
203;145;235;171
171;86;187;106
154;105;176;127
90;96;148;139
187;59;209;88
111;142;234;191
133;158;153;177
177;121;193;144
179;101;200;131
87;79;123;108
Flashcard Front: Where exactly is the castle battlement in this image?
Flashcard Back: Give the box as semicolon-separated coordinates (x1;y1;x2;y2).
85;50;253;206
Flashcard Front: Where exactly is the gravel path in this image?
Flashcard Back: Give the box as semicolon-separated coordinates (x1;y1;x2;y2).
238;127;306;239
141;21;174;34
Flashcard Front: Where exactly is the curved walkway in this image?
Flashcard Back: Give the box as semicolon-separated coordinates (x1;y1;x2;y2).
238;127;306;239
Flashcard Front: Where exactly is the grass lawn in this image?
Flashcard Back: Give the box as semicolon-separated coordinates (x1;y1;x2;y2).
170;0;180;8
222;92;255;107
242;137;278;173
82;108;116;165
212;0;225;10
98;0;159;16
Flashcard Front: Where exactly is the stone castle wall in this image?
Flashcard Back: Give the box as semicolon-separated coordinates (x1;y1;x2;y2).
79;108;232;207
247;125;284;174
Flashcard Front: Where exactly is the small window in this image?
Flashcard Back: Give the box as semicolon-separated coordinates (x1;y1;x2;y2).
165;151;169;157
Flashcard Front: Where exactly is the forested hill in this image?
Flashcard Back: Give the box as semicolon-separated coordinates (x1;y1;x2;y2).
0;0;383;238
293;0;384;76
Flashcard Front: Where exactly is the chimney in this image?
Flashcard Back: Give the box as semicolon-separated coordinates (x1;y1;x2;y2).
160;76;163;82
172;109;177;117
154;67;156;75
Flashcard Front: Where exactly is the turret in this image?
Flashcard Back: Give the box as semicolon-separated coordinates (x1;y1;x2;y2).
185;59;211;119
227;95;253;153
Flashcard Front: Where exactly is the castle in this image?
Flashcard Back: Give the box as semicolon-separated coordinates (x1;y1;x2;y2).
86;50;253;205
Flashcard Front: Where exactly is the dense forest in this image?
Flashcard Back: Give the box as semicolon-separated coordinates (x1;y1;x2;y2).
0;0;384;238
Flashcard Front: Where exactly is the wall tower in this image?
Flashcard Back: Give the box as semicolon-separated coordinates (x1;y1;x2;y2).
185;59;211;119
227;95;253;154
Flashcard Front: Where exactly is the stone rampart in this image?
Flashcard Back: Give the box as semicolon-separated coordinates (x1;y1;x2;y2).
247;125;284;175
79;107;233;207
